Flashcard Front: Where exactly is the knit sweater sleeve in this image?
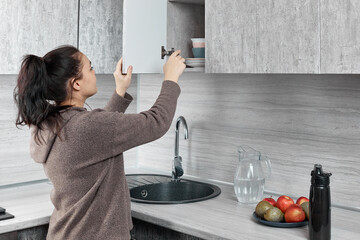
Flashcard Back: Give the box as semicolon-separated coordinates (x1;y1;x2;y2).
75;80;181;163
111;80;180;155
104;92;133;113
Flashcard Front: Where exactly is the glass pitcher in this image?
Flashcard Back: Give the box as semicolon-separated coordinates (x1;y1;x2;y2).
234;145;271;203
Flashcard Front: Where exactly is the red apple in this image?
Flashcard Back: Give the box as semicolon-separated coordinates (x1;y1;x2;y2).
276;195;294;213
296;196;309;205
263;197;276;207
284;204;306;223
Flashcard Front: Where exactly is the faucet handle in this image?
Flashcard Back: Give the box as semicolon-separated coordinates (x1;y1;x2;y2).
173;156;184;178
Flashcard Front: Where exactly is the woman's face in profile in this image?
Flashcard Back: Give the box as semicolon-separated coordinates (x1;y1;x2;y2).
78;53;97;98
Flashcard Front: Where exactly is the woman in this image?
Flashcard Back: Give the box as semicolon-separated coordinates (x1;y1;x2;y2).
14;45;185;239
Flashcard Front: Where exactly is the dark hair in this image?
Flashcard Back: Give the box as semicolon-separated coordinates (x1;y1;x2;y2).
14;45;83;144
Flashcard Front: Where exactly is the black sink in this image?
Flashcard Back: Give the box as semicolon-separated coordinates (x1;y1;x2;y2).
126;174;221;204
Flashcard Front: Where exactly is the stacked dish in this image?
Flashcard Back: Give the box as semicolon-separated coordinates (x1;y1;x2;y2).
186;38;205;68
191;38;205;58
185;58;205;67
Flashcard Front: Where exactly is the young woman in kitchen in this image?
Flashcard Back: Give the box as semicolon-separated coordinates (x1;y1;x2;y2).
14;45;185;239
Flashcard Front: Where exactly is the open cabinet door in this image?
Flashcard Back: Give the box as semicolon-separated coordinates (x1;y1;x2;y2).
123;0;167;73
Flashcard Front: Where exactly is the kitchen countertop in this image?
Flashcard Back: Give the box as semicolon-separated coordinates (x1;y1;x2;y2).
1;169;359;239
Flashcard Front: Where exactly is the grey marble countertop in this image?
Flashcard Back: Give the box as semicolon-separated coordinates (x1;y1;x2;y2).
1;169;359;239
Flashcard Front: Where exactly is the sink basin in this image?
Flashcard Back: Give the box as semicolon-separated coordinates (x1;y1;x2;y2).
126;174;221;204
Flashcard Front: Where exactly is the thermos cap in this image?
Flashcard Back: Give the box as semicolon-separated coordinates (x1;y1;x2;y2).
311;164;332;186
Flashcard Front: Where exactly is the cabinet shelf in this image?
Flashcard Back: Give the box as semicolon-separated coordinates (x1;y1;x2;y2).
184;67;204;73
169;0;204;5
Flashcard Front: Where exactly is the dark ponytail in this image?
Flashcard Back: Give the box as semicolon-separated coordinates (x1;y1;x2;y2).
14;45;83;144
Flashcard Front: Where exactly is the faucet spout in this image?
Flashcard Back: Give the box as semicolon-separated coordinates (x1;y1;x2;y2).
172;116;188;182
175;116;188;156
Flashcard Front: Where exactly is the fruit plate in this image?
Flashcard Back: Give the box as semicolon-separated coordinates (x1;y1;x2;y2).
252;212;308;228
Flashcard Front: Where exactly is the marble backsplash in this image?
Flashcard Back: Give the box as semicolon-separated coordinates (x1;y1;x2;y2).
2;71;360;208
136;72;360;208
0;74;138;186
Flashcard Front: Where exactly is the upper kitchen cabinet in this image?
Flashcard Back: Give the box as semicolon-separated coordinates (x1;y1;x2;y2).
206;0;257;73
320;0;360;73
0;0;78;74
79;0;123;74
122;0;204;73
206;0;319;74
256;0;319;73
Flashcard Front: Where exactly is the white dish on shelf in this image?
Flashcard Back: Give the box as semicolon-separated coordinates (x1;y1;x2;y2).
186;58;205;67
186;63;205;67
186;58;205;62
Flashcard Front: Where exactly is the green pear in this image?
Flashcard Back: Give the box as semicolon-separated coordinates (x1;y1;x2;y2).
255;200;273;218
301;202;310;220
264;207;284;222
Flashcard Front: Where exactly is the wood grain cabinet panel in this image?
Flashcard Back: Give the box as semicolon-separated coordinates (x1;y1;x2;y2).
79;0;124;74
206;0;319;73
320;0;360;73
256;0;320;73
0;0;78;74
205;0;257;73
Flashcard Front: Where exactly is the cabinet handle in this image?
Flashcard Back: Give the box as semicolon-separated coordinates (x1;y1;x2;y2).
161;46;175;59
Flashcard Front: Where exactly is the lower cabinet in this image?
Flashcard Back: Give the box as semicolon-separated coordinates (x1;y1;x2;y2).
0;218;203;240
0;225;48;240
131;218;203;240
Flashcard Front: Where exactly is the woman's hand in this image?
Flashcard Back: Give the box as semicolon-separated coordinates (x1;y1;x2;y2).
163;50;186;83
114;57;133;97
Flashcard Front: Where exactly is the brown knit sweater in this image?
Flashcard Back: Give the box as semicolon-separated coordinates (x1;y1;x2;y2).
30;80;181;240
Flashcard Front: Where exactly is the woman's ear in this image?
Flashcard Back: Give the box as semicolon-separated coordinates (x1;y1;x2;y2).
70;78;81;91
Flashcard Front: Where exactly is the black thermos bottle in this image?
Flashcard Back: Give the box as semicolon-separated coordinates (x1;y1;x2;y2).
309;164;332;240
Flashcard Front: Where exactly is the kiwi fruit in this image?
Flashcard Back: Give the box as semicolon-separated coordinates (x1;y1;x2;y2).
301;202;309;220
255;200;273;218
264;207;284;222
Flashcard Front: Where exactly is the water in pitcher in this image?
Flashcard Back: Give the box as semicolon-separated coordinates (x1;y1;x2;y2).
234;178;265;203
234;146;271;203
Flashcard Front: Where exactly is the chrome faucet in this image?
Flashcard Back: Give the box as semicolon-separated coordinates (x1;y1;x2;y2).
172;116;188;182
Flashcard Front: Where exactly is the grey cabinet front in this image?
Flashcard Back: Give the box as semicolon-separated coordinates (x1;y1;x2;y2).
0;0;78;74
206;0;320;74
320;0;360;73
256;0;319;73
206;0;257;73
